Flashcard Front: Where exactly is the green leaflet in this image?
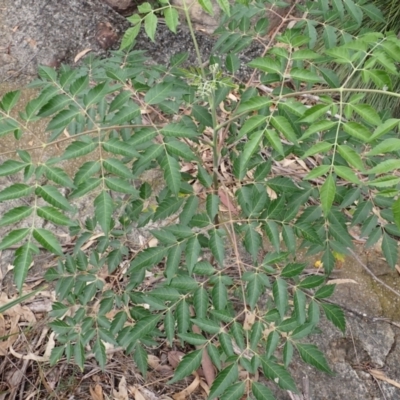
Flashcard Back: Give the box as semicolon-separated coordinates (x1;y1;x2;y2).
295;343;332;374
168;349;203;384
33;228;63;255
260;357;297;392
209;363;239;399
320;174;335;216
94;191;113;235
0;206;33;227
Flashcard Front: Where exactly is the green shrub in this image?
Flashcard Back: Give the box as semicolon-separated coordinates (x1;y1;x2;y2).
1;0;400;397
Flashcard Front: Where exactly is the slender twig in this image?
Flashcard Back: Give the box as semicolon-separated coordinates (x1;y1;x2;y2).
347;247;400;298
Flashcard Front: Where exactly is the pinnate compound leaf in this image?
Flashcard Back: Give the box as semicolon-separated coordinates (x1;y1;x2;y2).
296;343;332;373
209;363;239;399
252;382;275;400
0;206;32;227
168;349;203;384
33;228;63;255
321;303;346;332
260;357;297;392
94;191;113;235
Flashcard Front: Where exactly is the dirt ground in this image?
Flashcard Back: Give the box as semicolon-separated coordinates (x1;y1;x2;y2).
1;0;400;399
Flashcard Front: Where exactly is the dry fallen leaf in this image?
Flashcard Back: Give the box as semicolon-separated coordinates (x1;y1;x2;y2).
168;351;185;369
173;371;200;400
327;279;358;285
130;386;159;400
90;384;104;400
74;48;92;63
131;386;146;400
369;369;400;389
243;310;256;330
113;376;129;400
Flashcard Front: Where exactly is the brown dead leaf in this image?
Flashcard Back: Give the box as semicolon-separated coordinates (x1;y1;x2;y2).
369;369;400;389
74;48;92;63
148;354;161;370
113;376;129;400
90;384;104;400
168;351;184;369
173;372;200;400
131;386;146;400
243;310;256;330
218;187;237;215
327;279;358;285
130;386;159;400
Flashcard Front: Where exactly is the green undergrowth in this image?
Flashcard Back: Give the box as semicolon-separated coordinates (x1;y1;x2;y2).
0;0;400;398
